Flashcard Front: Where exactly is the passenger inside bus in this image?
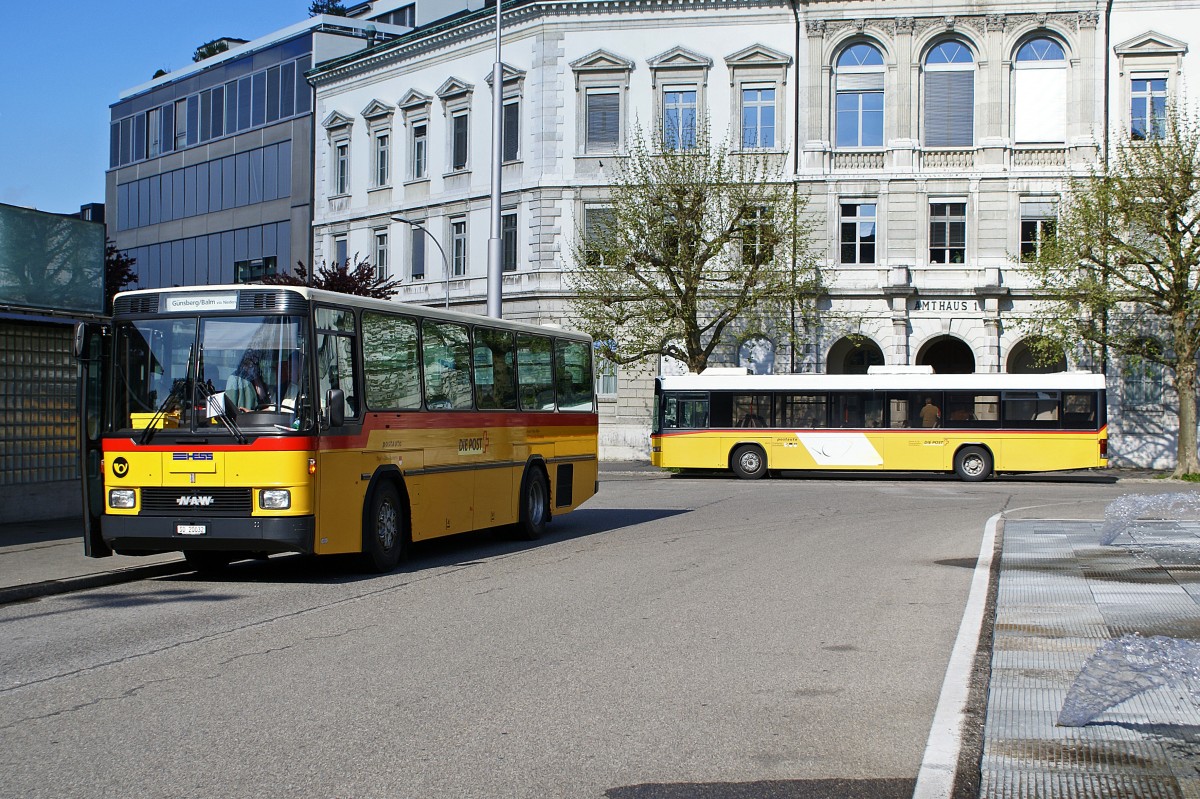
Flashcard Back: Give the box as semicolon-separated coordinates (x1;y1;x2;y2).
226;352;268;411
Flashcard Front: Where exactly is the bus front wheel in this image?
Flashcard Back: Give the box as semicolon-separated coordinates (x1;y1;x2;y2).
516;467;550;540
954;446;993;482
362;483;407;573
731;445;768;480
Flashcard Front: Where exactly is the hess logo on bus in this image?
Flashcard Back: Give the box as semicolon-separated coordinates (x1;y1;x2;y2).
173;453;214;462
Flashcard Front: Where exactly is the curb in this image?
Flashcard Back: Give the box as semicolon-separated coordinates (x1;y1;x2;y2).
0;560;193;606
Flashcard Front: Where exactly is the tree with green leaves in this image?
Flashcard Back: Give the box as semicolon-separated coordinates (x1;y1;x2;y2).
104;240;137;314
1022;106;1200;477
192;39;230;62
308;0;348;16
260;256;401;300
567;124;822;374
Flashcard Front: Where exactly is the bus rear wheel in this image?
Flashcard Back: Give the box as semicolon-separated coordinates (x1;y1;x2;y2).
516;467;550;540
954;446;993;482
731;445;768;480
362;483;406;573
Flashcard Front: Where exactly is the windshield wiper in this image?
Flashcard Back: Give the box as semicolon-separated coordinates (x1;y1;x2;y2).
138;378;187;445
195;380;248;445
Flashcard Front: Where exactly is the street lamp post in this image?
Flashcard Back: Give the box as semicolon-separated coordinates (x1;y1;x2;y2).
486;0;503;318
392;215;450;309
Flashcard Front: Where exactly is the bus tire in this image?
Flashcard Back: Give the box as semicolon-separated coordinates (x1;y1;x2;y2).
731;445;768;480
362;483;406;573
955;446;993;482
517;466;550;541
184;550;234;572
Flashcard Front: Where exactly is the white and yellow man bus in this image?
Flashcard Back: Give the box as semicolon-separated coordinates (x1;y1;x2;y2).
76;284;598;572
650;367;1106;481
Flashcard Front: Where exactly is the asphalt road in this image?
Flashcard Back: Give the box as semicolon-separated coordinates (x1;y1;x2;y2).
0;471;1141;798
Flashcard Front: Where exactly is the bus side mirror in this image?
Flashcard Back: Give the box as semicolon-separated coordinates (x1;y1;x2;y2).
73;322;87;359
327;388;346;428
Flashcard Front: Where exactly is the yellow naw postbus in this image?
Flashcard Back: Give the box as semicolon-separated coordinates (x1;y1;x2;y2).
651;367;1106;481
77;284;598;572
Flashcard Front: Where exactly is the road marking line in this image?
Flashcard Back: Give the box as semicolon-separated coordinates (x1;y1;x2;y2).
911;511;1000;799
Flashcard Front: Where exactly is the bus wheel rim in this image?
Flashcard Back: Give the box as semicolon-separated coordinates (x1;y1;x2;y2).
742;451;761;472
964;455;984;476
377;501;398;550
529;480;546;525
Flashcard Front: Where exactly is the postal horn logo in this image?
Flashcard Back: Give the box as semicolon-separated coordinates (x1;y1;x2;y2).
112;457;130;478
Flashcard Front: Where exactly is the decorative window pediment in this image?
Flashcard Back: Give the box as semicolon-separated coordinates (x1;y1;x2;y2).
322;110;354;133
398;89;432;112
485;62;527;89
1114;31;1188;58
436;77;474;102
725;44;793;70
570;49;634;76
361;99;395;121
648;46;712;89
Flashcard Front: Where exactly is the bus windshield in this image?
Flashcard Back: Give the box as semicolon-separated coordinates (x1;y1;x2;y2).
112;315;313;434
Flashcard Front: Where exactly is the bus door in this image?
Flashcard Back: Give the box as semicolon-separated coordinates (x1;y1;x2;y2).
74;322;112;558
885;391;947;470
313;308;365;554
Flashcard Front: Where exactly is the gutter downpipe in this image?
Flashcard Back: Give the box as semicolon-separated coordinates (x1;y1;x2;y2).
789;0;802;372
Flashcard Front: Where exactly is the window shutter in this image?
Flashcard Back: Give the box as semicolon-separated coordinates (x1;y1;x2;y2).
925;71;974;147
503;102;519;162
411;228;425;278
587;93;620;151
1014;69;1065;143
836;72;884;92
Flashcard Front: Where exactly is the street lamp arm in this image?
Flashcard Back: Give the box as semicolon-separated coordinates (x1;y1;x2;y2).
392;215;451;309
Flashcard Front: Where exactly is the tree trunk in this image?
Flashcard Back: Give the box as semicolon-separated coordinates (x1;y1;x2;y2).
1173;358;1200;478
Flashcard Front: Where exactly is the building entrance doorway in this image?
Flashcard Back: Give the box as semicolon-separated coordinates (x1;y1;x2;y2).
826;336;884;374
916;336;975;373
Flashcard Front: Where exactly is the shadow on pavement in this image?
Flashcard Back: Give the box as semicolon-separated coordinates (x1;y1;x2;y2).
606;778;915;799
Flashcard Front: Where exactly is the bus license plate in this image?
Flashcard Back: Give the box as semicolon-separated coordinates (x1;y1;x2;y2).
176;523;207;536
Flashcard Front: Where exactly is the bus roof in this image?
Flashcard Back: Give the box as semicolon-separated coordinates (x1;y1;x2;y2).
112;284;592;342
656;371;1105;393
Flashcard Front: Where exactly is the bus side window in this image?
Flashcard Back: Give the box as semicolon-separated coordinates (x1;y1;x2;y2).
317;332;358;420
1062;392;1097;429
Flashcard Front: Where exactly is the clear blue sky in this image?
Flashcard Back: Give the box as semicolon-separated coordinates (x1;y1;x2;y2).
1;1;305;215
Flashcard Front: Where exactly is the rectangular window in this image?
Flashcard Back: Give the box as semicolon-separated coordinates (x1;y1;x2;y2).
280;61;296;118
663;88;697;150
1002;391;1060;428
501;211;517;272
362;312;421;410
410;224;425;279
836;91;883;148
516;333;555;410
237;76;252;132
840;202;877;264
198;89;212;142
474;327;518;410
451;218;467;276
251;71;267;127
585;90;620;153
451;112;469;170
374;230;388;279
741;87;776;149
502;99;519;162
1131;77;1168;140
375;131;390;186
924;71;974;147
1123;361;1164;407
334;235;348;266
334;140;348;195
422;319;473;410
210;85;225;141
775;394;827;428
583;206;614;266
266;65;281;124
595;357;617;397
185;96;199;147
174;100;187;149
555;339;594;411
224;81;238;134
741;206;772;266
412;123;427;179
929;202;966;264
147;107;162;158
1019;200;1057;262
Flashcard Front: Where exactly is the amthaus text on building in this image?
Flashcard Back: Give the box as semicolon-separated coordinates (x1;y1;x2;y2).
651;368;1106;481
77;284;598;571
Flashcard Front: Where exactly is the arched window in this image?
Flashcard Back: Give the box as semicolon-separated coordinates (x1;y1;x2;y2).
924;40;974;147
1013;36;1067;144
835;43;885;148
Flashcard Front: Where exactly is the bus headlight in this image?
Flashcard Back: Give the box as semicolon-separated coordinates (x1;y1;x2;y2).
109;489;136;509
260;489;291;510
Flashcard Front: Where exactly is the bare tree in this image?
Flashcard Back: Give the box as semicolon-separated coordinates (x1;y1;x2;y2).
568;124;822;374
1022;106;1200;476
